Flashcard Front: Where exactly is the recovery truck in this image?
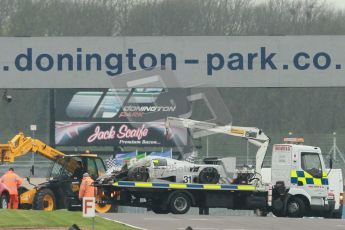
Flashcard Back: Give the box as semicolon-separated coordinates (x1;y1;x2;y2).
96;117;334;217
0;132;113;212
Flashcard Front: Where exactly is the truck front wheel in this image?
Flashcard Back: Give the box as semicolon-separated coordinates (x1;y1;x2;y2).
169;192;191;214
287;197;305;218
33;188;56;211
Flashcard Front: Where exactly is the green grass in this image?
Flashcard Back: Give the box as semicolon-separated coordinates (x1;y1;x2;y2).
0;209;135;230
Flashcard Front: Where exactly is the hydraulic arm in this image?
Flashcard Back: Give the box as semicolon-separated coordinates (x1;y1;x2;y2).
166;117;270;175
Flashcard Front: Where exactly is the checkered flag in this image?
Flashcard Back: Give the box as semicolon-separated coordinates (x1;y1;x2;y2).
105;155;122;173
105;155;116;168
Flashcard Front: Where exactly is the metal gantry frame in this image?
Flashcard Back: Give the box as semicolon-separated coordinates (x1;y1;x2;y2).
328;132;345;164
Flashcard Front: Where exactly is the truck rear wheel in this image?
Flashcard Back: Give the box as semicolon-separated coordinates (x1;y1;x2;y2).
272;198;285;217
272;209;285;217
152;206;170;214
33;188;55;211
287;197;305;218
169;192;191;214
198;167;220;184
0;194;8;209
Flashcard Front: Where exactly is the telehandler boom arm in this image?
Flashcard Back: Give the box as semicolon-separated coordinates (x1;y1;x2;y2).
0;132;65;163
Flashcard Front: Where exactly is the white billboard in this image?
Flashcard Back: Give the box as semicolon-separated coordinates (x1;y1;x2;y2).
1;36;345;88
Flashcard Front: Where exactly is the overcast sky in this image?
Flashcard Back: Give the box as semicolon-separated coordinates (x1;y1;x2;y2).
328;0;345;9
257;0;345;9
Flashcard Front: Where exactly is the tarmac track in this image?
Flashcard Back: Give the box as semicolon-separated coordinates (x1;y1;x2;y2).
99;213;345;230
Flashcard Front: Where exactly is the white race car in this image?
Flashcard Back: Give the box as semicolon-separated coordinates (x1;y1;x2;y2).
118;156;236;184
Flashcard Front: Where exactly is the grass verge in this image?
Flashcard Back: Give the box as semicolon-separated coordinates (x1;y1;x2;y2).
0;209;135;230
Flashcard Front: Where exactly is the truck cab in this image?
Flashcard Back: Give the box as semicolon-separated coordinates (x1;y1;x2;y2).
271;140;333;217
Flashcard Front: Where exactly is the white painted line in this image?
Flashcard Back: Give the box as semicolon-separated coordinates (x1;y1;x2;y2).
100;216;146;230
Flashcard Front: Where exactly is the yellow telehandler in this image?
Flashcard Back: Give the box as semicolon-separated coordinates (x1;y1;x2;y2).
0;132;113;213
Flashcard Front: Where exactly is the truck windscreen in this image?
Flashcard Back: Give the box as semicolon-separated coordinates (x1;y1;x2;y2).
301;152;322;178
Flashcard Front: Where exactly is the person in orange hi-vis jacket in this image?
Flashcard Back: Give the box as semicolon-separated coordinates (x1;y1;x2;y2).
79;172;96;199
0;168;23;209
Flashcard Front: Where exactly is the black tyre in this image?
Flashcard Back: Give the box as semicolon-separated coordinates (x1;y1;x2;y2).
169;192;191;214
128;167;149;182
272;208;286;217
198;167;220;184
152;206;170;214
272;198;286;217
33;188;56;211
287;197;306;218
0;194;8;209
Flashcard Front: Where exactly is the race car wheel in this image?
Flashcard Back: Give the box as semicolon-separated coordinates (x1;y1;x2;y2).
169;192;191;214
198;167;220;184
128;167;149;182
0;194;8;209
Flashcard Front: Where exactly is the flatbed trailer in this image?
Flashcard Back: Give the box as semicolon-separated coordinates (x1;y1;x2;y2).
96;118;337;217
98;181;268;214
